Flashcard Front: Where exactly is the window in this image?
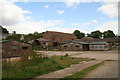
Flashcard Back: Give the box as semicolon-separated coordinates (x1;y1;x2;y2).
76;45;79;47
43;43;46;44
64;45;67;47
22;46;28;49
12;45;17;51
99;45;104;50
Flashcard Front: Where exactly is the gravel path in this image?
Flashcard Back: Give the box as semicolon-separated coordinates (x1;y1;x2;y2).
34;60;102;79
85;61;118;78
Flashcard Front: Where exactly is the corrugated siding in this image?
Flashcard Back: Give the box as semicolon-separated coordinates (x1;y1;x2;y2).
89;45;105;50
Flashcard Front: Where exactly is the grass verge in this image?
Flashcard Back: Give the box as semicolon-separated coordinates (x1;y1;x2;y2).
2;55;94;79
60;61;104;80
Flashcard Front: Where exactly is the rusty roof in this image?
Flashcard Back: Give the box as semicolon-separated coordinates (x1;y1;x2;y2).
46;31;75;36
36;38;53;42
0;40;32;45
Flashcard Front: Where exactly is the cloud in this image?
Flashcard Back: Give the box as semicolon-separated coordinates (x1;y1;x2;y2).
65;0;81;8
6;0;120;2
0;0;32;26
100;18;105;20
91;20;99;23
4;20;63;34
64;0;118;8
56;10;65;15
71;20;99;26
43;5;49;8
98;3;118;18
93;21;118;34
46;27;77;33
71;23;80;26
81;20;99;25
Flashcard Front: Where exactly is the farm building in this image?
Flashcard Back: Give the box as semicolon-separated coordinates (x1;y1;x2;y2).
77;37;119;48
1;40;32;59
33;38;53;49
89;42;109;50
59;41;109;51
102;37;119;47
42;31;77;46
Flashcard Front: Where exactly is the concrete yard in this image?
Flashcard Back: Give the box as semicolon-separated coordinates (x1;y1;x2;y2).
35;60;102;79
38;50;118;61
36;50;118;78
85;61;118;78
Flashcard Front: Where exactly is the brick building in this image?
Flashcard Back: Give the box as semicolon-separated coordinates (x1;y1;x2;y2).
42;31;77;46
33;38;53;49
59;41;109;51
1;40;32;59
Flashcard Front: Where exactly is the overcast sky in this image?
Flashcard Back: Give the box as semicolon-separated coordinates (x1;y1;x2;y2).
0;0;118;35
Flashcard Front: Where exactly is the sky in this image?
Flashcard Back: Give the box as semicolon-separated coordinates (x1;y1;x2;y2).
0;0;119;35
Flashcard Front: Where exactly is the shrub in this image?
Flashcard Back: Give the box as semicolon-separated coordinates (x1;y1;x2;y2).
64;54;69;57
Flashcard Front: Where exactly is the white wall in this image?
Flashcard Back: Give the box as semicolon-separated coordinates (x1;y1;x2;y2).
89;45;105;50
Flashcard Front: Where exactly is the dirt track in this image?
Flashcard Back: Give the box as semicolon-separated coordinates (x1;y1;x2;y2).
85;61;118;78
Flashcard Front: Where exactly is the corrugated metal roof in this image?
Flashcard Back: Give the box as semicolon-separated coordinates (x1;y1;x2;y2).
90;42;107;44
72;41;90;44
0;40;32;45
0;40;10;43
61;41;107;45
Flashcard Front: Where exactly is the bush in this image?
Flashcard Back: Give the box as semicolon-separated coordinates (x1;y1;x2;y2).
64;54;69;57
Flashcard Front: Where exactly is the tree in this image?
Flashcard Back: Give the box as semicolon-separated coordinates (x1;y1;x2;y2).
73;30;85;39
90;30;102;38
6;34;21;40
23;32;43;42
103;30;116;38
0;25;9;34
12;31;16;34
86;33;91;37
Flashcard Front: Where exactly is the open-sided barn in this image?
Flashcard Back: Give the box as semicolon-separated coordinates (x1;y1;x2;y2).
33;38;53;49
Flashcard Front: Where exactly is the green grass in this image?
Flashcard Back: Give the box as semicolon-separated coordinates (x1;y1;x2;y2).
111;47;119;50
2;55;94;79
60;61;104;80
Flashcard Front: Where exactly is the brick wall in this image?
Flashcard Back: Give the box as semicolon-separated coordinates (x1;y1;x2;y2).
42;31;77;42
2;41;32;58
60;42;83;51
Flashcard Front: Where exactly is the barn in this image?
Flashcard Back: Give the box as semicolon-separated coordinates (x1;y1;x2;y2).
33;38;53;49
89;42;109;50
1;40;32;59
59;41;109;51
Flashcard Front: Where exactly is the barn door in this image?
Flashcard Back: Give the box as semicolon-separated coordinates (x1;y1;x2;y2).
83;44;89;51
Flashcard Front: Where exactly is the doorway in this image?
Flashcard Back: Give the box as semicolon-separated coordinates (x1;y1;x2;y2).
83;44;89;51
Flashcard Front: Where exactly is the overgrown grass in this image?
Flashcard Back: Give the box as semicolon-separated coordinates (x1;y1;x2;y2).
2;54;94;79
111;47;118;50
60;61;104;80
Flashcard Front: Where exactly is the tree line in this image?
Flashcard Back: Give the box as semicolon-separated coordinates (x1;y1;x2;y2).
1;25;117;41
73;30;116;39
